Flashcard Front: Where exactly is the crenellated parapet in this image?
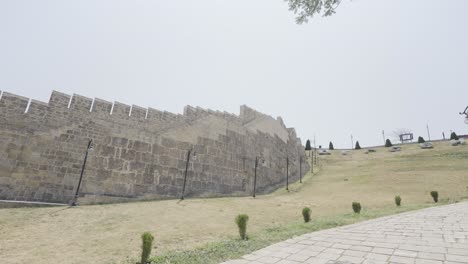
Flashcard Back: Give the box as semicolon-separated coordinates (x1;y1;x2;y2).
69;94;93;112
130;105;147;120
27;100;48;118
92;98;113;115
0;92;29;116
1;91;292;140
0;90;308;204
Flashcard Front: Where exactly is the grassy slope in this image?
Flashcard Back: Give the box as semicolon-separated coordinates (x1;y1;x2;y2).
149;204;444;264
0;142;467;264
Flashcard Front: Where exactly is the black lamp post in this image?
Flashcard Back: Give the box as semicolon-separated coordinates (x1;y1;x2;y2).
180;148;196;200
71;139;94;206
299;156;302;183
314;148;317;165
310;152;314;173
286;157;289;191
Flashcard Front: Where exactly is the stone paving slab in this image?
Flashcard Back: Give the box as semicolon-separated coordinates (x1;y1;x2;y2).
222;202;468;264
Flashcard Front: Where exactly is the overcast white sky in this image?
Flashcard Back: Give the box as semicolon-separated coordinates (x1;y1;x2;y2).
1;0;467;148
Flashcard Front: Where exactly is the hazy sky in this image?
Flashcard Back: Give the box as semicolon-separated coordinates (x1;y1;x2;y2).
1;0;467;148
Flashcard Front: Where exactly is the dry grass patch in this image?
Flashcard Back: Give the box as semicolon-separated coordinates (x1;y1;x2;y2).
0;142;467;264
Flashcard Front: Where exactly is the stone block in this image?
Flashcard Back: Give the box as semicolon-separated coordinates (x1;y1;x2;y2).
99;145;116;157
161;137;176;148
92;98;113;114
159;175;173;185
107;158;124;170
111;137;128;148
129;140;150;152
70;94;93;112
112;102;130;118
95;169;112;181
129;161;146;171
159;155;177;167
120;149;136;160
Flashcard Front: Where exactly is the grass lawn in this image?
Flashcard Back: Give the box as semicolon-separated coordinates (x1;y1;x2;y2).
0;141;467;264
147;203;447;264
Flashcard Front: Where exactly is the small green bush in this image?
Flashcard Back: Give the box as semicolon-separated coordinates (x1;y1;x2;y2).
329;142;334;150
395;196;401;206
302;207;311;223
450;132;459;140
235;214;249;240
352;202;361;213
430;191;438;203
418;136;425;143
355;141;361;150
305;139;312;151
385;139;393;147
141;232;154;264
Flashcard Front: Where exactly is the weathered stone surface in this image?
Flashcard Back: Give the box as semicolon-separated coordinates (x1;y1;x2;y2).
0;90;309;204
420;142;434;149
389;146;401;152
450;140;462;146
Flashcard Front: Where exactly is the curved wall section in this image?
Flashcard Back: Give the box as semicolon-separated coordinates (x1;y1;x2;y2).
0;90;309;204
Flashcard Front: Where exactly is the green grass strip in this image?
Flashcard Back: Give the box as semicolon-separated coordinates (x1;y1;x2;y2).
147;203;443;264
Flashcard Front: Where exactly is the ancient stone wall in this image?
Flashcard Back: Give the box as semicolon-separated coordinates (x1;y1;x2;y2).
0;90;309;204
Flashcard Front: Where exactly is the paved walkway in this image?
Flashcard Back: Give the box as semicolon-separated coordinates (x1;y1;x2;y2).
223;202;468;264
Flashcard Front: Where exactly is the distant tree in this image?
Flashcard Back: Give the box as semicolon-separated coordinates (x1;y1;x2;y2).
305;139;312;157
385;139;393;147
450;132;459;140
355;141;361;150
329;141;334;150
305;140;312;151
418;136;425;143
285;0;344;24
319;145;322;149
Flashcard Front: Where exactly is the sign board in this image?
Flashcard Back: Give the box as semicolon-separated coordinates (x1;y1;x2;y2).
399;133;413;143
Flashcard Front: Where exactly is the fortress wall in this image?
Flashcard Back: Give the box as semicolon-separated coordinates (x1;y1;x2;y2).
27;100;48;118
147;107;163;121
130;105;147;120
0;93;31;199
112;102;131;118
92;98;113;115
0;92;29;116
0;90;309;204
70;94;93;112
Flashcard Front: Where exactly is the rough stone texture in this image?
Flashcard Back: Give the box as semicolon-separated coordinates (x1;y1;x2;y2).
0;90;309;204
222;202;468;264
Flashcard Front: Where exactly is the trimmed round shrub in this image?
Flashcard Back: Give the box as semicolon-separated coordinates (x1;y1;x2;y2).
395;196;401;206
418;136;425;143
235;214;249;240
352;202;361;214
385;139;393;147
305;139;312;151
430;191;439;203
355;141;361;150
302;207;311;223
141;232;154;264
